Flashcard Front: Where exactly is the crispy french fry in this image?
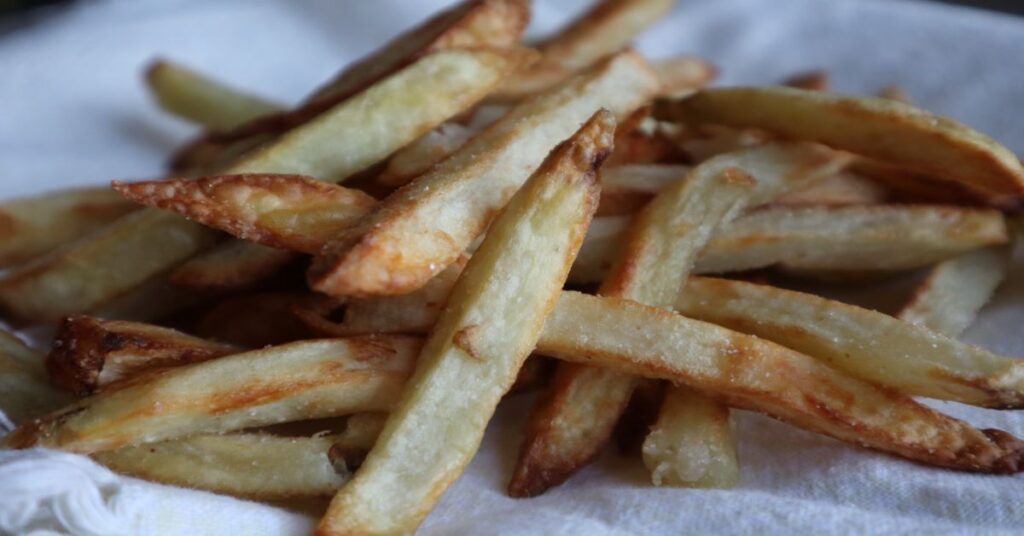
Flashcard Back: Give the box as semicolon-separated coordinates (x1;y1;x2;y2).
317;110;607;536
95;433;350;499
0;329;71;428
604;107;688;167
677;277;1024;408
782;70;830;91
772;172;889;206
0;48;525;323
493;0;673;101
195;292;319;347
7;337;421;453
377;123;476;188
849;158;990;207
145;59;283;131
47;315;237;396
898;246;1011;338
168;241;297;289
537;291;1024;473
0;187;137;267
114;175;377;254
642;387;738;487
654;87;1024;195
309;51;659;297
513;142;842;496
694;205;1008;275
172;0;530;171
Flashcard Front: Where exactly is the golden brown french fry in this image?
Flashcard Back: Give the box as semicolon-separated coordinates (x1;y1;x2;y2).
145;59;283;131
0;47;526;323
0;187;137;267
694;205;1008;275
195;292;319;347
849;158;991;207
172;0;530;171
114;175;377;254
605;107;688;167
317;110;607;536
898;246;1011;338
537;291;1024;473
46;315;237;396
0;328;71;428
377;122;476;188
168;241;297;289
513;142;843;496
7;337;421;453
772;172;890;206
309;51;658;298
95;433;351;499
642;387;738;487
493;0;673;101
654;87;1024;195
782;70;830;91
677;277;1024;408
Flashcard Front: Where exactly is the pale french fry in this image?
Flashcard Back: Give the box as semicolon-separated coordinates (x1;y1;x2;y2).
772;172;889;206
0;187;137;267
675;125;770;163
513;142;843;496
694;205;1008;275
0;47;526;322
47;315;237;396
95;433;350;499
642;387;738;487
537;291;1024;473
654;87;1024;194
782;70;830;91
172;0;530;171
195;292;319;347
114;175;377;254
168;241;297;289
0;328;71;428
89;269;214;324
597;164;690;215
849;158;990;207
7;337;421;453
898;246;1011;338
677;277;1024;408
309;51;659;298
653;57;717;97
317;110;607;536
493;0;673;101
377;123;476;188
145;59;284;131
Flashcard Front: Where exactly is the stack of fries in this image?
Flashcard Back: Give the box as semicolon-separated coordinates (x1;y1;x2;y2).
3;0;1024;534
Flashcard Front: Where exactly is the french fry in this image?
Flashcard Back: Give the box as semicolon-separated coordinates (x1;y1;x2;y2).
653;57;717;97
513;142;842;496
145;59;283;131
168;241;297;289
114;174;377;254
654;87;1024;195
95;433;351;499
782;70;830;91
849;158;991;207
493;0;673;101
309;51;659;297
898;246;1011;338
694;205;1008;275
47;315;237;396
772;172;889;206
675;125;770;163
195;292;319;347
597;164;690;216
677;277;1024;408
377;123;476;188
172;0;530;171
537;291;1024;473
0;47;526;323
89;269;215;323
642;387;738;487
604;107;688;167
0;187;137;267
0;328;71;428
317;110;607;536
7;336;421;453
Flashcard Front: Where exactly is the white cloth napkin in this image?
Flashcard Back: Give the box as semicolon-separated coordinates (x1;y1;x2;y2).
2;0;1024;534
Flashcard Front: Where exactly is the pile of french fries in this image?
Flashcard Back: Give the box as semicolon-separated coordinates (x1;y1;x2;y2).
3;0;1024;534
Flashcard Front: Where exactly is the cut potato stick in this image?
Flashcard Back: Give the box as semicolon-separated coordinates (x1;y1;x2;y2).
172;0;530;170
47;315;237;396
0;329;71;428
653;57;717;97
0;187;138;267
0;48;523;323
114;174;377;255
898;246;1011;338
145;59;284;131
675;125;770;163
537;291;1024;473
772;171;889;206
494;0;672;101
694;205;1008;275
604;107;688;167
849;158;990;207
7;337;421;453
677;277;1024;408
309;51;658;297
377;122;476;188
317;111;607;536
95;433;350;499
654;87;1024;195
195;292;319;347
514;142;842;496
168;241;297;289
597;164;690;215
